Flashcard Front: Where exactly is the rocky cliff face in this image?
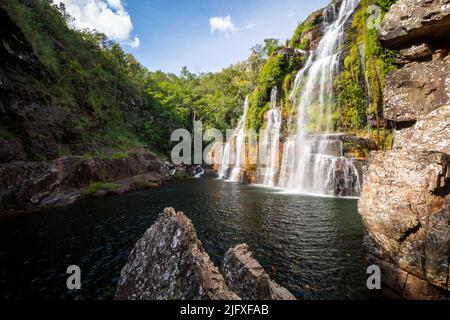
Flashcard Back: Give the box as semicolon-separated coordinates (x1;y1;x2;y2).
359;0;450;300
115;208;295;300
0;8;90;161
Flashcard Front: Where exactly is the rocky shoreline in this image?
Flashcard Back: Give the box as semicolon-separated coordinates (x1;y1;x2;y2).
0;150;203;216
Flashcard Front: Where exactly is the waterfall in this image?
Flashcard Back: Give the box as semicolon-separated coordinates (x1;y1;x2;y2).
218;141;231;179
279;0;362;197
218;97;249;182
260;87;282;187
279;136;296;189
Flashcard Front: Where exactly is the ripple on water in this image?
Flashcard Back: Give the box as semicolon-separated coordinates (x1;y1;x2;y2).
0;178;368;300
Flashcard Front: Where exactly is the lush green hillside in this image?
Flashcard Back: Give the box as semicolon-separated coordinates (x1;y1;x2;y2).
0;0;398;162
0;0;264;161
2;0;155;156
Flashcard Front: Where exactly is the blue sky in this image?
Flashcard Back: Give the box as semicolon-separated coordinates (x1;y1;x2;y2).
58;0;330;74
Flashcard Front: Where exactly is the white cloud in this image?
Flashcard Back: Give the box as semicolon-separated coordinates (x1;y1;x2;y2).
127;36;140;49
209;16;237;37
54;0;140;48
246;22;255;30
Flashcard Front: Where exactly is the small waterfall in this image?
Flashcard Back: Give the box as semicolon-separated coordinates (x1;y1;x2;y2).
218;141;232;179
260;87;282;187
218;97;249;182
279;136;296;189
279;0;362;197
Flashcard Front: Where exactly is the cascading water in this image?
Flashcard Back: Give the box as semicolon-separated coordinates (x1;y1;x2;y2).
228;97;249;182
218;141;231;179
218;97;249;182
279;0;362;197
259;87;282;187
279;136;296;189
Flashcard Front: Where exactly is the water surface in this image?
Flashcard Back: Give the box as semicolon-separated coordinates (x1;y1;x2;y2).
0;178;368;299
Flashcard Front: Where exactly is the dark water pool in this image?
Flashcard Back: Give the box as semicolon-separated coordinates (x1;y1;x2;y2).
0;178;368;300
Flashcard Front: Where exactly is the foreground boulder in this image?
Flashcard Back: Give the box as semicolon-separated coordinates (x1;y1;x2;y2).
222;244;296;300
115;208;295;300
115;208;239;300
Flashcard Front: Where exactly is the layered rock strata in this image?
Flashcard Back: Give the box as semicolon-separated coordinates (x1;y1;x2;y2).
359;0;450;300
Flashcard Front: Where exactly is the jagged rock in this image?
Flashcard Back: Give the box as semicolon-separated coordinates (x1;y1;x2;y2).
384;50;450;123
399;43;434;60
359;150;449;299
379;0;450;49
222;244;296;300
115;208;240;300
115;210;297;300
393;105;450;154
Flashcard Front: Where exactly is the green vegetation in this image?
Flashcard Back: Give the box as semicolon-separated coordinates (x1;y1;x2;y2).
2;0;399;159
335;0;396;148
0;128;16;140
1;0;270;157
242;0;397;150
344;141;370;158
2;0;161;155
246;50;304;130
112;152;129;160
373;0;397;12
289;20;316;49
81;182;120;197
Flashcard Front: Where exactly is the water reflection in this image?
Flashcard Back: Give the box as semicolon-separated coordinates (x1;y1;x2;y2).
0;178;367;300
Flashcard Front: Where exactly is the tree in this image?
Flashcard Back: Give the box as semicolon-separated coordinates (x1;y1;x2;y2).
263;38;281;57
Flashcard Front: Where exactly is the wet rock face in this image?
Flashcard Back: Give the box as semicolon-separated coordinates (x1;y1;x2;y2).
360;0;450;299
115;209;295;300
379;0;450;49
115;208;240;300
222;244;296;300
